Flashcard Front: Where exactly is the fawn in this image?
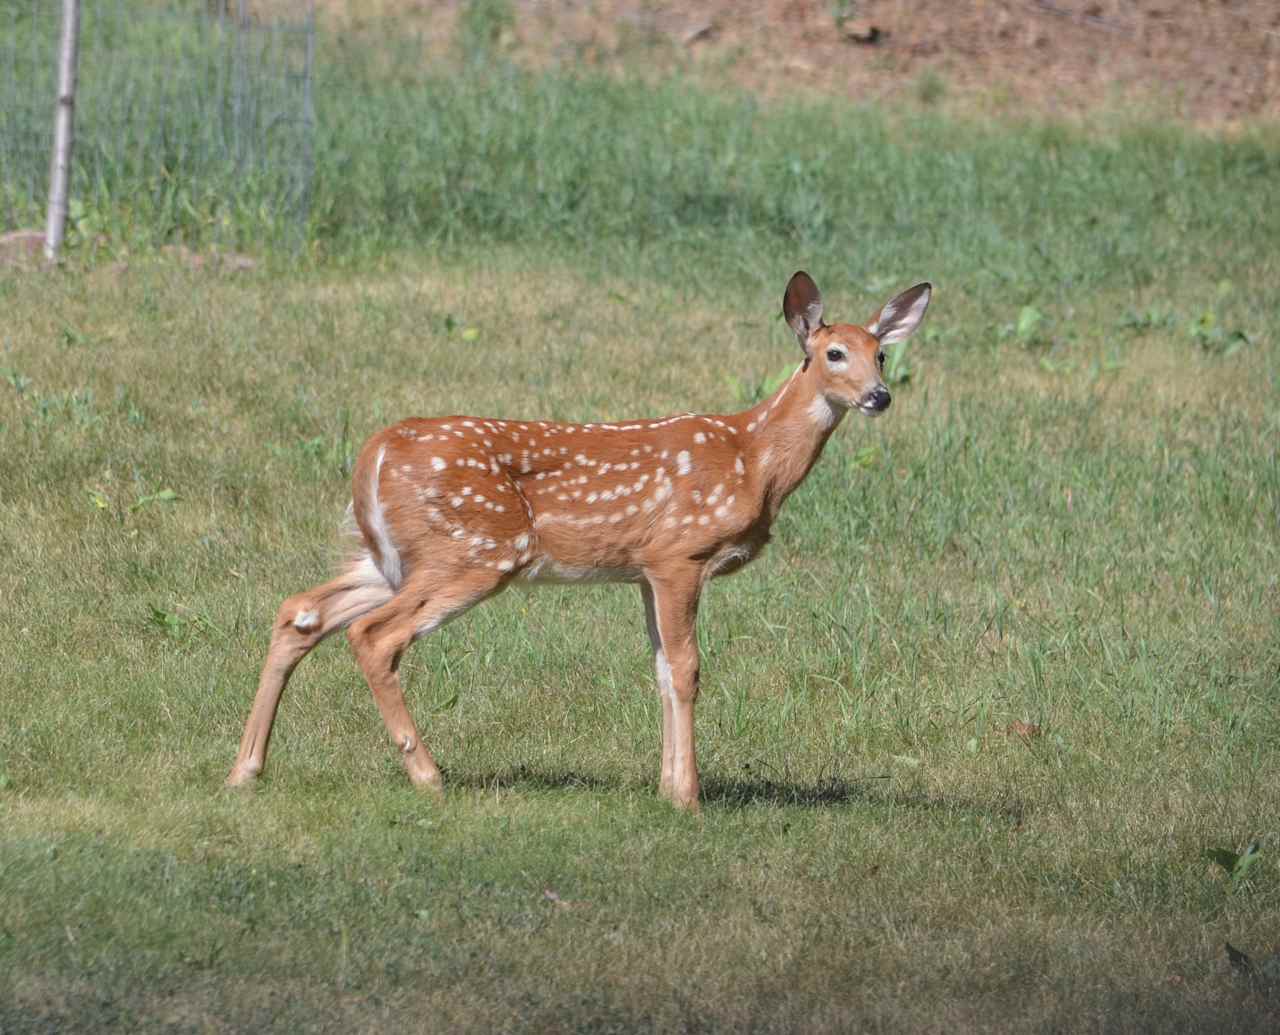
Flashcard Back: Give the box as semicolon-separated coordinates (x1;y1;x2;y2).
227;272;931;809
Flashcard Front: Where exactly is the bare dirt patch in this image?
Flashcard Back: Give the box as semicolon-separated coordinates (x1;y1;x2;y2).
303;0;1279;123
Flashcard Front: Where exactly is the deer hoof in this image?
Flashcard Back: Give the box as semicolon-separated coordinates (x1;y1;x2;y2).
225;764;260;789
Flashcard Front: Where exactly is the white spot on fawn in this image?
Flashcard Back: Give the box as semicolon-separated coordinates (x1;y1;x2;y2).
293;610;319;632
431;456;446;472
676;451;692;475
693;432;706;444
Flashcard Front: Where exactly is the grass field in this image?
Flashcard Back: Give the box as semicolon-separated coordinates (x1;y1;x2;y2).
3;12;1280;1033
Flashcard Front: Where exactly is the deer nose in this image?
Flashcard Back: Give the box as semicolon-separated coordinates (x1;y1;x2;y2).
863;386;891;413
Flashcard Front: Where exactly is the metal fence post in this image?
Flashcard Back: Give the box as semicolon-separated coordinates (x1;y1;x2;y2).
44;0;81;263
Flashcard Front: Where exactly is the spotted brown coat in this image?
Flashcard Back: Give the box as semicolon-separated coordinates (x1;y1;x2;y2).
227;272;932;810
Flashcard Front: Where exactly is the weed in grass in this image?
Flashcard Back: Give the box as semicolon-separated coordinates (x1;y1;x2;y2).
2;369;33;395
829;0;861;35
881;338;914;386
456;0;517;58
129;487;179;512
1119;304;1177;335
1011;304;1047;348
916;69;947;107
1208;842;1264;891
1188;308;1253;357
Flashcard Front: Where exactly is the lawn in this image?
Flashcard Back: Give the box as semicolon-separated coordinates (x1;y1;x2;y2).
1;10;1278;1033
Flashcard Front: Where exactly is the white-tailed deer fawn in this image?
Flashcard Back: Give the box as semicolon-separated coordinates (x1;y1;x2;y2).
227;272;931;810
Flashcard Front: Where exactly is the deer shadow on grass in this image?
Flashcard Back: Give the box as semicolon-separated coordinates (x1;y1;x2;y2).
448;764;1028;823
446;764;618;795
701;774;1028;823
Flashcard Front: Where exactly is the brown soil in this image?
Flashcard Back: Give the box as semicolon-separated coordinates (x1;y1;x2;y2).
303;0;1279;124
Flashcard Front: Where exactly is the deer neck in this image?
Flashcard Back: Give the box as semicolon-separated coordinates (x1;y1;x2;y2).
738;363;846;520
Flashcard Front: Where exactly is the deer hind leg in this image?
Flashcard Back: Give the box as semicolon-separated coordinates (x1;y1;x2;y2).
227;553;394;787
347;567;506;792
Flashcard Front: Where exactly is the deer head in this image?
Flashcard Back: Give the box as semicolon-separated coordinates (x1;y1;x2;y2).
784;271;931;418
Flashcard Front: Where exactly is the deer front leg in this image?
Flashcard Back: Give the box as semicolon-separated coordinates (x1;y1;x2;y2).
644;567;704;811
640;581;676;798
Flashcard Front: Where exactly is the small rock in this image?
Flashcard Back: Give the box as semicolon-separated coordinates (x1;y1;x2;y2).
0;229;47;268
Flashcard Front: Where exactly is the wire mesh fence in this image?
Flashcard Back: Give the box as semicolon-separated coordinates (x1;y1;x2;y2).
0;0;315;246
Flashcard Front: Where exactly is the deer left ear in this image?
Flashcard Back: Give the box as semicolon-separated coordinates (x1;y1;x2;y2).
783;271;825;355
868;282;932;345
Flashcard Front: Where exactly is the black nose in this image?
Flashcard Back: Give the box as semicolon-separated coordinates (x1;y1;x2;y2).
866;386;891;412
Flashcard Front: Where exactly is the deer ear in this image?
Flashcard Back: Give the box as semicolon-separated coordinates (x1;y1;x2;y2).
783;271;824;354
867;282;931;345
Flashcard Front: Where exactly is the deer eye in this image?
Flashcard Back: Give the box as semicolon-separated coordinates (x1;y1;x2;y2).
826;348;845;363
876;350;886;369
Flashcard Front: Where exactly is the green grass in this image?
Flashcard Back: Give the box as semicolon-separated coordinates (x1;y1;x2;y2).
2;13;1280;1032
1;243;1277;1031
